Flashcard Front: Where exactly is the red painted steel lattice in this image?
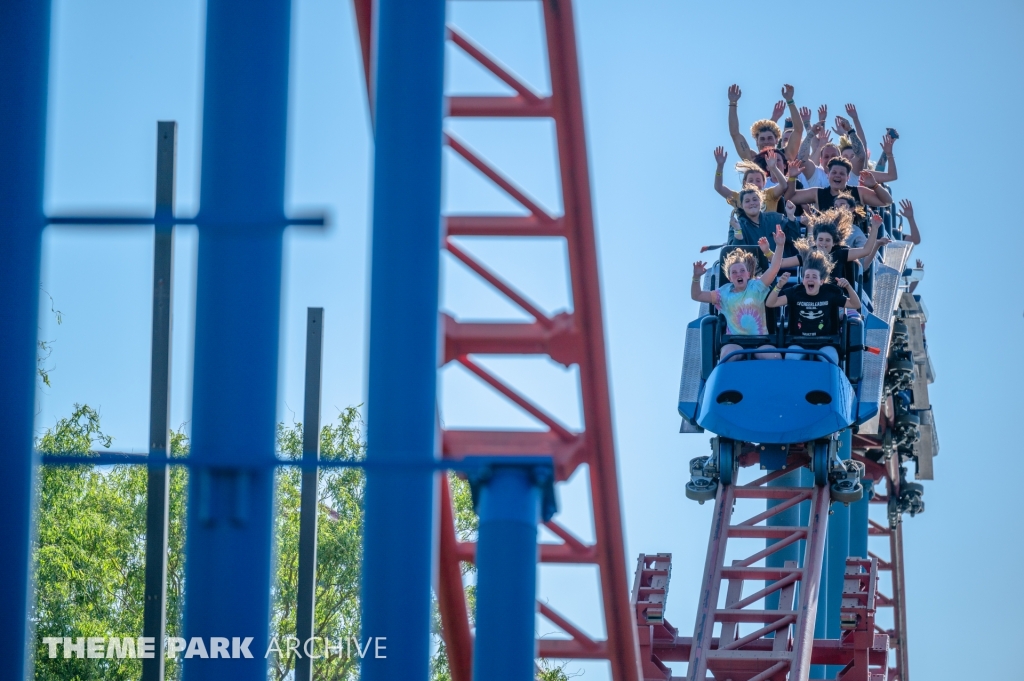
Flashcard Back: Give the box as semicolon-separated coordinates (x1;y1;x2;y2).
354;2;641;680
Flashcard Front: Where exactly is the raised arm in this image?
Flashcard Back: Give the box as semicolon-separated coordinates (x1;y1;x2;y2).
797;122;822;178
765;271;792;307
691;261;715;304
845;103;869;169
835;277;862;310
870;135;898;183
899;199;921;245
782;84;804;160
713;146;736;201
728;85;754;160
858;171;893;207
758;226;787;285
764;149;789;200
770;99;786;123
834;115;865;174
847;213;882;261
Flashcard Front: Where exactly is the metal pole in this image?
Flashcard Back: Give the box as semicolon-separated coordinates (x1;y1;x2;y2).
0;4;51;679
183;1;291;679
295;308;324;681
801;467;828;680
825;430;852;677
472;467;542;681
142;120;177;681
360;0;445;680
891;522;911;681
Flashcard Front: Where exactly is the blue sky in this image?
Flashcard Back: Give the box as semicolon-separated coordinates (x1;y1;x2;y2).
35;0;1023;678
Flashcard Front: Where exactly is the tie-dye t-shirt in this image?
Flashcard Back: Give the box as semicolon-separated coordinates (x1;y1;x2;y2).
713;280;770;335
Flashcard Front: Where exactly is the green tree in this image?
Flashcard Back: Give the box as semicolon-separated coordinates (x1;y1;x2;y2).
33;404;189;681
267;406;365;681
33;404;567;680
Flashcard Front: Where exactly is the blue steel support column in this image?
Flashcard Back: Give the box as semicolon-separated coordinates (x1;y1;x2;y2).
0;4;51;679
801;467;828;680
473;467;543;681
360;1;446;680
765;468;802;612
183;1;291;679
849;480;871;559
825;430;852;677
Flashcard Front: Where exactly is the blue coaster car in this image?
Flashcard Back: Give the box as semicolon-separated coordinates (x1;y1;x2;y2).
696;350;855;444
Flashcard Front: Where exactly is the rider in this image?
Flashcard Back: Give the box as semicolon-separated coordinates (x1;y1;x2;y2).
765;250;862;364
691;227;787;361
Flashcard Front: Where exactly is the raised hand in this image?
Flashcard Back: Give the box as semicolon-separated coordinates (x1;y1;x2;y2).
758;236;771;254
728;84;742;103
714;146;728;166
787;159;802;179
817;104;827;123
777;272;792;286
881;134;895;155
771;100;786;122
817;128;833;145
845;103;860;121
916;259;924;269
764;147;777;166
730;214;743;237
835;277;852;290
898;198;915;219
785;200;797;219
870;213;884;228
781;83;795;101
773;225;787;246
833;115;852;135
799;106;812;125
693;261;708;278
859;169;877;187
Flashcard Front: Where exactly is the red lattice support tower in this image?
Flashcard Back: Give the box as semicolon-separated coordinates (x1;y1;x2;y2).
854;438;911;681
686;468;831;681
353;2;641;680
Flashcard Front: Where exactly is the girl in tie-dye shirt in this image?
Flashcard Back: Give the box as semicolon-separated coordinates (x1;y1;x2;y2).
691;226;786;361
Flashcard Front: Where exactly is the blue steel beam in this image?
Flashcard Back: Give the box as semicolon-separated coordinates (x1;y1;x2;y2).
360;1;446;680
0;4;52;679
849;480;871;559
182;1;292;679
765;468;803;614
825;429;853;678
472;467;543;681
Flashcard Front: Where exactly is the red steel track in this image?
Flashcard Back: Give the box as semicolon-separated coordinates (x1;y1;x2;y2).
354;2;641;679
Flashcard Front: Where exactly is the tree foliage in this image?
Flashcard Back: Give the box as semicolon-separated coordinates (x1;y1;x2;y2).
33;404;188;681
33;404;570;680
268;406;365;681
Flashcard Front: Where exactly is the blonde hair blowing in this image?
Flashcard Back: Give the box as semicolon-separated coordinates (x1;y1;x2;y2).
723;249;759;279
750;119;782;141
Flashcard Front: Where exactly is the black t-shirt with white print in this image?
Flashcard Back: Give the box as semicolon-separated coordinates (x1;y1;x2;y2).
786;283;847;337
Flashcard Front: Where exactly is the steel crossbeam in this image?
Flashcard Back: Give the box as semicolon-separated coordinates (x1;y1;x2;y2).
351;1;640;678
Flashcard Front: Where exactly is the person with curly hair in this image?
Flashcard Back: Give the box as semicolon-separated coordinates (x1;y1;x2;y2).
691;227;787;361
727;83;804;162
765;249;862;363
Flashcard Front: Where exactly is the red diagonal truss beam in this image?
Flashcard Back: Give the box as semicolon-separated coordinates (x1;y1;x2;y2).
353;2;641;680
